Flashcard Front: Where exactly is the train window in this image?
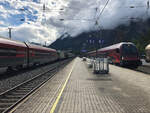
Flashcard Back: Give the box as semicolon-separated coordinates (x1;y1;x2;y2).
122;44;138;56
33;51;49;57
116;49;120;53
9;50;17;56
0;47;17;56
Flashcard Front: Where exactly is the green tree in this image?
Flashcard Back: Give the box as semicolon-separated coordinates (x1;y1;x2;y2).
132;30;150;54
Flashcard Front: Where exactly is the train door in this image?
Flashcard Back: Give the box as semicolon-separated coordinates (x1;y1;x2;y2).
24;42;30;67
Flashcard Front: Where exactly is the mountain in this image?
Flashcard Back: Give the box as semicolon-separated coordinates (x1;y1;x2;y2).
49;19;150;55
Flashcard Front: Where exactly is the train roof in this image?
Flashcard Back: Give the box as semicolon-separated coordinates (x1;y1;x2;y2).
145;44;150;50
0;36;26;48
98;42;134;52
26;43;57;52
87;42;135;54
0;36;57;52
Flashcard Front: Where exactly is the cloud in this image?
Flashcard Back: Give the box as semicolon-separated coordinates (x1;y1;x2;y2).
0;23;57;45
47;0;149;38
0;0;149;45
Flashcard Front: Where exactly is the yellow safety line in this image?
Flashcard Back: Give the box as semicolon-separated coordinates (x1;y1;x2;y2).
50;60;76;113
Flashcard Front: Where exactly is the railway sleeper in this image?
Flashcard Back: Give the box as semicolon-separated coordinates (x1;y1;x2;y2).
6;92;25;97
17;88;33;91
0;103;13;108
21;85;35;88
15;89;31;92
0;98;18;103
0;108;6;112
14;89;31;92
9;92;26;96
2;95;22;99
21;85;38;88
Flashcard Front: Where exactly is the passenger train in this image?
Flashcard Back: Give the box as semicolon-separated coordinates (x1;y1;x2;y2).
0;37;73;70
145;44;150;62
87;42;142;68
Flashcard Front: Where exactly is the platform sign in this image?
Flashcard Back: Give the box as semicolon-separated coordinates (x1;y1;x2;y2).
99;40;104;44
81;50;87;52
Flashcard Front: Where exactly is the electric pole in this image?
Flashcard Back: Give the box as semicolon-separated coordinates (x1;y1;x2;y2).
147;0;149;16
8;28;12;39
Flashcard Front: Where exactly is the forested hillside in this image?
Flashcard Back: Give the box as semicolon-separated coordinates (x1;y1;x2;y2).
50;19;150;54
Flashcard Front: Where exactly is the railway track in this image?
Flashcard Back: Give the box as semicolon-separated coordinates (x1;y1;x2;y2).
0;59;72;113
134;65;150;75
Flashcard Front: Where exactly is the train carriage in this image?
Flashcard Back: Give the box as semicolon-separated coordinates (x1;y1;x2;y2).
87;42;141;68
26;43;59;66
0;37;59;70
0;37;28;69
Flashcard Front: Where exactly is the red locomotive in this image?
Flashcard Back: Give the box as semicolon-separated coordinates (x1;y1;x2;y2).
87;42;142;68
0;37;58;70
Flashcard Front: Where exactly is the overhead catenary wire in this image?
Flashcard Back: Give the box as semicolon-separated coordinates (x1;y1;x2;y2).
95;0;149;26
96;0;111;22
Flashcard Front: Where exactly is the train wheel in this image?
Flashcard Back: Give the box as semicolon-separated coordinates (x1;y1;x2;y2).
130;65;138;69
16;65;23;70
7;66;13;72
120;60;124;67
146;59;150;63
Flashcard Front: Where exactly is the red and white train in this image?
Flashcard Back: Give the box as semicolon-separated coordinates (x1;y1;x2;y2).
0;37;72;70
87;42;142;68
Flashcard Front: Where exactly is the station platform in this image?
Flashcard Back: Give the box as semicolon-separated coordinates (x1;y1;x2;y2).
11;57;150;113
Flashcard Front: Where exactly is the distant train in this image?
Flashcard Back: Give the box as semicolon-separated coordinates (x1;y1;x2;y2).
0;37;74;70
87;42;142;68
145;44;150;62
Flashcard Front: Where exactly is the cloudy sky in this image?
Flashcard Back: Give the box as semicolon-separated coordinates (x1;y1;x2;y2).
0;0;149;45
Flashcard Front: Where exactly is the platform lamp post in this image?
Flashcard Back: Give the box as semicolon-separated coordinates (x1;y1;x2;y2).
95;20;100;58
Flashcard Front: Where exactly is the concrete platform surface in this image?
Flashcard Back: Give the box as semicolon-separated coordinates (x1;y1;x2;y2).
12;58;150;113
